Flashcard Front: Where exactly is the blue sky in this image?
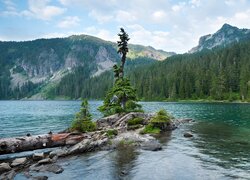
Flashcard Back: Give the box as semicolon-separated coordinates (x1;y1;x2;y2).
1;0;250;53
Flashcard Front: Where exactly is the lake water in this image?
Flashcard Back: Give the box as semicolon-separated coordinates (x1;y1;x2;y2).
0;101;250;179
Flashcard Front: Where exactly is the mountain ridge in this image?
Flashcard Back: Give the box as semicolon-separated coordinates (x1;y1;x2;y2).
189;23;250;53
0;34;174;99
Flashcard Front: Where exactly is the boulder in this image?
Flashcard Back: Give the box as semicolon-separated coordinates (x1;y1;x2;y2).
48;164;64;174
49;148;67;158
11;157;27;167
67;138;108;155
33;153;44;161
0;170;16;179
0;162;11;172
184;132;193;138
32;176;48;180
30;164;63;174
141;141;162;151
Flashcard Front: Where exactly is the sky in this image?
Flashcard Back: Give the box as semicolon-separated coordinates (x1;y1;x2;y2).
1;0;250;53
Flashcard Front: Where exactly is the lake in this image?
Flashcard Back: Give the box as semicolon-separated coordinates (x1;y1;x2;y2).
1;101;250;179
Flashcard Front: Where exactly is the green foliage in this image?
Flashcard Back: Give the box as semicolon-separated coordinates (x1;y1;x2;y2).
127;117;144;126
98;77;143;116
99;28;143;116
127;117;144;130
140;109;172;134
106;129;118;138
150;109;171;129
117;139;135;147
71;99;96;132
140;124;161;134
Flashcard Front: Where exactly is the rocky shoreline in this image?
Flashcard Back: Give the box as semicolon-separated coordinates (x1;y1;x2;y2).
0;112;193;179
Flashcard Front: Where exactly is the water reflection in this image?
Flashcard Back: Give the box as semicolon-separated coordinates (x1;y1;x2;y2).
111;143;139;179
191;121;250;176
154;131;172;145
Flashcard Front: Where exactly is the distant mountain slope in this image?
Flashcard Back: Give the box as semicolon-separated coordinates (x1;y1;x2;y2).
189;23;250;53
0;35;174;99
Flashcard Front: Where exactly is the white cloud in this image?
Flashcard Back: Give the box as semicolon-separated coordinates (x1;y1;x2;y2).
89;10;113;24
152;10;167;22
189;0;201;8
84;26;116;41
127;24;172;50
57;16;80;28
115;10;137;23
23;0;66;20
172;5;181;12
2;0;250;53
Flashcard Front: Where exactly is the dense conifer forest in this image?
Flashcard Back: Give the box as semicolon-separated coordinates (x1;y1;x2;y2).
69;41;250;101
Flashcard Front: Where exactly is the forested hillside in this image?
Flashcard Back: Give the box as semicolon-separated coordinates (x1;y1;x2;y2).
131;41;250;101
0;35;171;99
72;41;250;101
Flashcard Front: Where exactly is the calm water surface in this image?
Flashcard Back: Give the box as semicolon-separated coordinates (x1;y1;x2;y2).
0;101;250;179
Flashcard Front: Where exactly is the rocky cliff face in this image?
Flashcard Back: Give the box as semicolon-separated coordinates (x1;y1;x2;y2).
189;24;250;53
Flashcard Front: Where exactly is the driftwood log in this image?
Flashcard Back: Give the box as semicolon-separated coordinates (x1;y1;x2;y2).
0;133;85;155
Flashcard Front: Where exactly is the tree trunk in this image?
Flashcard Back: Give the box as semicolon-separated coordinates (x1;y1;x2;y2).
119;54;126;78
0;133;85;155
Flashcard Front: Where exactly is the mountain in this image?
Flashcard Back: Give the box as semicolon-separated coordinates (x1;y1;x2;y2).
189;23;250;53
0;35;174;99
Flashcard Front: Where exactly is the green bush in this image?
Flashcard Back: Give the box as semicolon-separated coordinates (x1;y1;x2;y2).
106;129;118;138
127;117;144;126
71;120;96;132
71;99;96;133
140;124;161;134
140;109;173;134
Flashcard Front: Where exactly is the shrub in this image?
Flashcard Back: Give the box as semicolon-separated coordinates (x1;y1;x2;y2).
127;117;144;126
140;124;161;134
106;129;118;138
140;109;173;134
71;99;96;132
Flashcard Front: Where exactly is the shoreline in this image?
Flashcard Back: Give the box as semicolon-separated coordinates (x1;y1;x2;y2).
0;99;249;103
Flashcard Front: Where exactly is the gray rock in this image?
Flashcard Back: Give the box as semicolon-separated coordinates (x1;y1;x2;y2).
48;164;64;174
11;157;27;167
0;170;16;179
0;162;11;172
184;132;193;138
33;153;44;161
32;176;48;180
49;148;67;158
52;155;58;163
29;163;63;174
37;158;53;165
141;141;162;151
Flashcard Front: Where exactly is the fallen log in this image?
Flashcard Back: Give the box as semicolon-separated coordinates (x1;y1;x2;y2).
0;133;85;155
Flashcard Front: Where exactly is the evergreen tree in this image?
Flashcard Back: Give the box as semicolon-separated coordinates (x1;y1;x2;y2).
98;28;142;116
71;99;96;132
117;28;130;78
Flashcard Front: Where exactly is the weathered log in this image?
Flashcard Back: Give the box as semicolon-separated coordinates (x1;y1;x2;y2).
0;133;85;155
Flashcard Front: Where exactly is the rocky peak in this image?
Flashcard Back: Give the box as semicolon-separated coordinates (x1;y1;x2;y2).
189;24;250;53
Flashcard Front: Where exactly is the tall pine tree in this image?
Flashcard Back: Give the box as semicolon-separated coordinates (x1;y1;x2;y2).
99;28;142;116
